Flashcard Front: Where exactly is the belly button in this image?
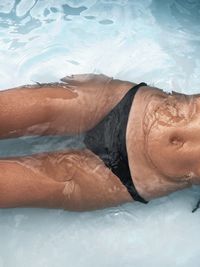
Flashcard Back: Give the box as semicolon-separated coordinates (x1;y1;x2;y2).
169;136;184;146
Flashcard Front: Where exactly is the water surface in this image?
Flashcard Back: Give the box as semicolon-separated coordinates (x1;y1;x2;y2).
0;1;200;267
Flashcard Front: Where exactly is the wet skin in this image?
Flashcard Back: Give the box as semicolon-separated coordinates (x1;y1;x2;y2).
0;74;199;211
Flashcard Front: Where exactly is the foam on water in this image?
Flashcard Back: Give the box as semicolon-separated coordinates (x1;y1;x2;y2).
0;1;200;266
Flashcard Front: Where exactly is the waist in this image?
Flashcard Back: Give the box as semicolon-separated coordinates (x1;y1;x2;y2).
126;85;193;200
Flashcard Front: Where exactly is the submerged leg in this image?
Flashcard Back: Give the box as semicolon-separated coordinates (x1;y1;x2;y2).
0;154;64;209
0;149;132;210
0;74;135;138
0;83;78;138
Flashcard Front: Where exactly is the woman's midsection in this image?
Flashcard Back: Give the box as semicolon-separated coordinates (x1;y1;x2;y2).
126;85;200;198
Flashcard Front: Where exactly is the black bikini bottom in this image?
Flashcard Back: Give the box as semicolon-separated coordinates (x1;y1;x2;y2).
84;83;148;204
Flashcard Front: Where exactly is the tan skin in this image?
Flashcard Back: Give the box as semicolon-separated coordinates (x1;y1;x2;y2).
0;74;199;211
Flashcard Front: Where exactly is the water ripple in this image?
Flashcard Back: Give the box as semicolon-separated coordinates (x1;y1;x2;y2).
0;1;200;267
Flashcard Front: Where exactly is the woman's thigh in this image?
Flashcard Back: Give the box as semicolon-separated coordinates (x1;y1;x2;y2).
0;149;132;211
0;74;134;138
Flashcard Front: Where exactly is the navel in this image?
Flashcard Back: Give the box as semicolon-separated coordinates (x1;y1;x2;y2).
169;135;184;148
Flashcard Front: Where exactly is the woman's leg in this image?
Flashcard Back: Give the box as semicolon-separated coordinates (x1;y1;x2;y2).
0;149;132;211
0;154;65;208
0;74;135;138
0;83;78;138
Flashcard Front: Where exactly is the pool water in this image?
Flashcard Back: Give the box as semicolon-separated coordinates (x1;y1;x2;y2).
0;1;200;266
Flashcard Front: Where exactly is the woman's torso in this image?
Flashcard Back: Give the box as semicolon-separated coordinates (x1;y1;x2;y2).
53;74;199;202
126;84;200;200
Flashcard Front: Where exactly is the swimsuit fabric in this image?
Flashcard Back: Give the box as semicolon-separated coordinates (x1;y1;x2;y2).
84;82;148;203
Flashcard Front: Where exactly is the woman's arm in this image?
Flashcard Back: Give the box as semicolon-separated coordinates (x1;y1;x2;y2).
0;74;135;138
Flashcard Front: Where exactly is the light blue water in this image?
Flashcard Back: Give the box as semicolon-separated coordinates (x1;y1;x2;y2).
0;1;200;267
